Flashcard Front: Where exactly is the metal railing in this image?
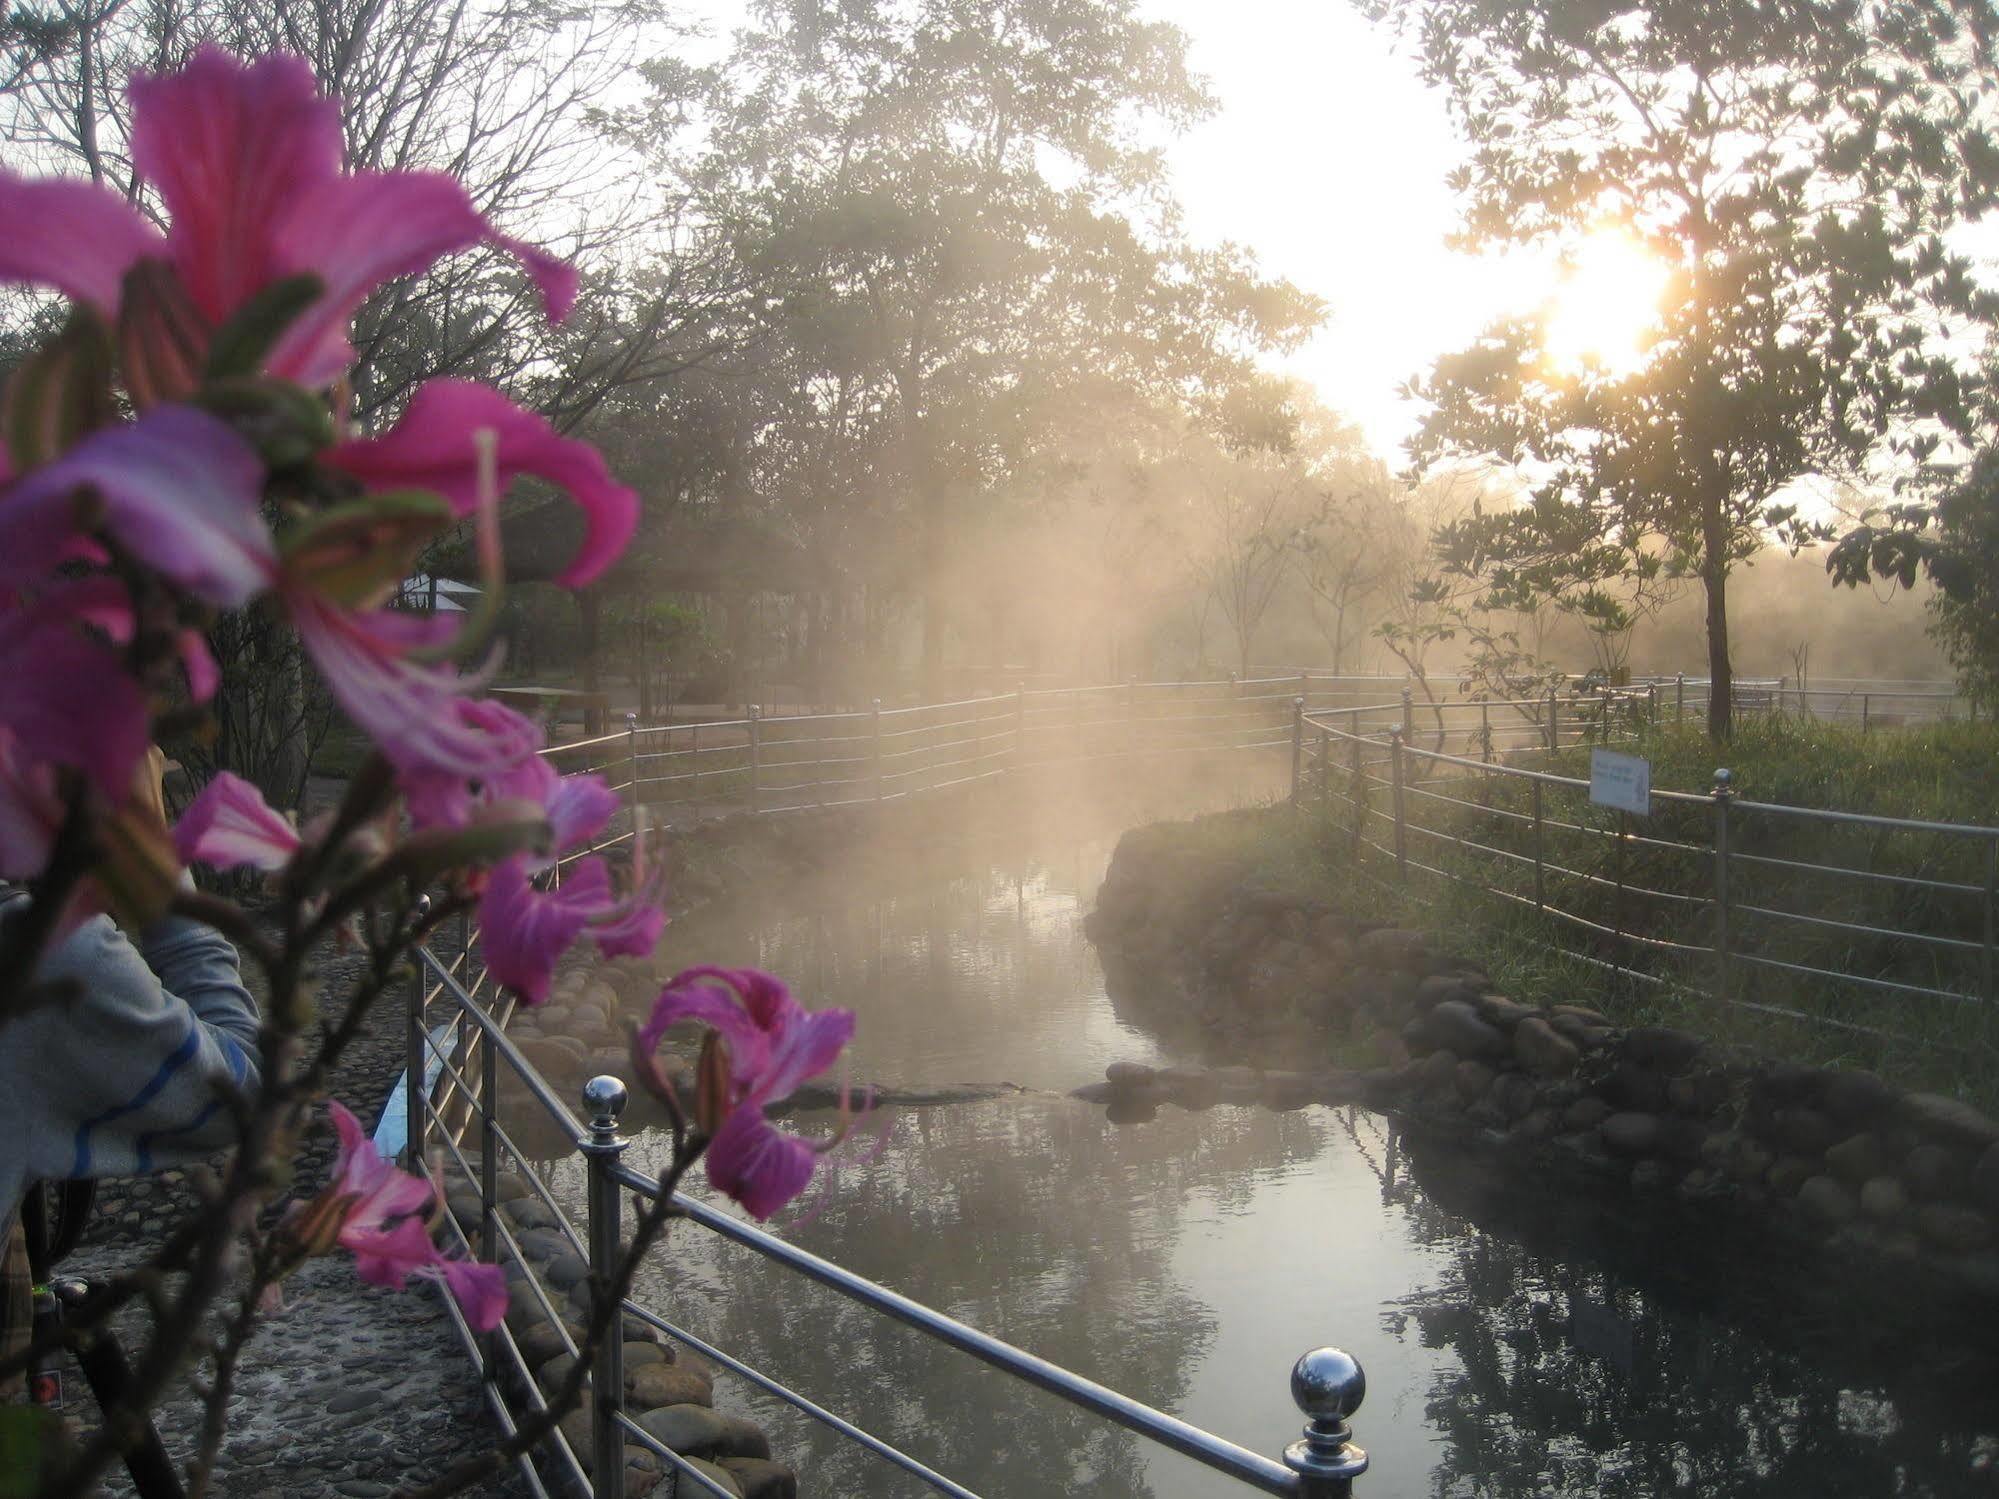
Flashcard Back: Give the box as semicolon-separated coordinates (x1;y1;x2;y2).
1292;698;1999;1043
405;943;1372;1498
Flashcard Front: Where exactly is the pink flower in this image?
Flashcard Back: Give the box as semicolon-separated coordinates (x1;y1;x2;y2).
1;404;273;606
0;48;574;391
0;584;150;795
634;968;855;1219
326;380;637;589
289;591;540;781
172;772;302;872
479;854;665;1006
305;1101;507;1333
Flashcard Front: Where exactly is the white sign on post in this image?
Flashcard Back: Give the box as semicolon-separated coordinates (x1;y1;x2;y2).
1589;748;1651;816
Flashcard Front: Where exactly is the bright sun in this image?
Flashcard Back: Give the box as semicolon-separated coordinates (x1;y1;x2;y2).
1543;231;1672;376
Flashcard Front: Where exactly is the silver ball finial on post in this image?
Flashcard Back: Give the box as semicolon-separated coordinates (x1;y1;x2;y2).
582;1075;628;1137
1284;1347;1368;1495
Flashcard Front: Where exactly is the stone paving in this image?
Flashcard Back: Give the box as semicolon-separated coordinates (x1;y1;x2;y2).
57;938;528;1498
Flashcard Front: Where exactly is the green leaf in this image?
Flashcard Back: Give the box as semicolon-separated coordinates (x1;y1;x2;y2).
203;273;326;382
194;376;336;470
280;490;454;605
0;306;116;471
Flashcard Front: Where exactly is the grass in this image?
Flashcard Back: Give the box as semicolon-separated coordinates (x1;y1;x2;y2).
1281;714;1999;1108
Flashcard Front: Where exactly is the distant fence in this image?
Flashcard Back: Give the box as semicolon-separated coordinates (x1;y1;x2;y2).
1296;697;1999;1047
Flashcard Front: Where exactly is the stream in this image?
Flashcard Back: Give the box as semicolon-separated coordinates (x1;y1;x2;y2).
546;767;1999;1498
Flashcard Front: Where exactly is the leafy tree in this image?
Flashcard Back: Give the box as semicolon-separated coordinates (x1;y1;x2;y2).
1829;451;1999;706
680;0;1321;693
1363;0;1999;737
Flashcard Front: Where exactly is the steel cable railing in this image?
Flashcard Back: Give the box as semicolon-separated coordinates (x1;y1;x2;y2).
1294;695;1999;1046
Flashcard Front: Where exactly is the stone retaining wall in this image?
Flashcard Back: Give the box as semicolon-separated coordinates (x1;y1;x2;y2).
1085;814;1999;1307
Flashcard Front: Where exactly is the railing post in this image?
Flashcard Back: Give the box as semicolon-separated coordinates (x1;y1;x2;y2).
688;721;700;804
581;1077;629;1499
1546;685;1559;750
1712;768;1734;1005
1982;837;1996;1009
1647;682;1659;728
1126;675;1138;758
1389;728;1408;881
1400;686;1413;742
1318;726;1331;814
871;698;884;802
1531;780;1547;913
404;894;432;1173
747;704;762;815
1349;718;1365;861
1290;696;1306;802
1299;669;1311;713
1675;672;1685;724
1862;693;1871;733
1283;1347;1368;1498
1479;701;1491;765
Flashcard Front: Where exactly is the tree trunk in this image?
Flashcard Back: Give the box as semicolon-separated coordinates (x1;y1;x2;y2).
1702;543;1732;742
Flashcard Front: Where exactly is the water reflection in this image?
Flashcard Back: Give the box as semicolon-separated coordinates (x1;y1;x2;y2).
522;769;1999;1498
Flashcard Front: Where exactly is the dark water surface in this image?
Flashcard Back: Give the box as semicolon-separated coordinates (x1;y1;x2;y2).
555;768;1999;1497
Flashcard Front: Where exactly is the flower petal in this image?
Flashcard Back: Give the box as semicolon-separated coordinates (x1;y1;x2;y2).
290;590;538;780
0;405;274;607
706;1107;817;1220
343;1214;437;1289
636;972;770;1074
0;594;149;793
128;47;343;326
326;380;637;588
0;172;166;313
476;855;605;1005
429;1256;509;1332
754;1006;857;1107
173;770;301;872
267;180;578;386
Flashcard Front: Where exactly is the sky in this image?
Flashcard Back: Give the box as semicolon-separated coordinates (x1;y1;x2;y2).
1134;0;1534;461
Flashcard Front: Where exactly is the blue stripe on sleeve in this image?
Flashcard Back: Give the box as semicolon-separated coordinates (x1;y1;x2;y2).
71;1023;201;1177
132;1033;252;1172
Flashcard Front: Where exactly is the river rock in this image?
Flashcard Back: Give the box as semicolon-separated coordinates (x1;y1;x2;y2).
1623;1026;1703;1072
1564;1096;1613;1131
1825;1133;1892;1186
1606;1063;1669;1114
504;1197;559;1231
1901;1143;1969;1201
716;1415;772;1461
1489;1072;1540;1124
1766;1157;1815;1198
1902;1093;1999;1149
1771;1107;1840;1157
1415;1048;1459;1096
1158;1066;1221;1110
1973;1142;1999;1213
1417;973;1476;1007
1260;1072;1320;1111
1798;1176;1859;1226
1860;1176;1908;1222
1210;1065;1264;1103
1666;1071;1729;1117
1454;1060;1497;1105
515;1320;575;1370
1355;927;1430;970
633;1404;731;1457
1513;1017;1579;1077
629;1363;713;1410
547;1252;591;1291
1105;1061;1158;1090
684;1459;746;1497
1600;1112;1663;1156
1915;1203;1995;1253
719;1457;798;1499
1817;1069;1898;1124
1412;1000;1508;1060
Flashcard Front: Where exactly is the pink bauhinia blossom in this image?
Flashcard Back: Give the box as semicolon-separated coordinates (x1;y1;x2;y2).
0;48;574;392
479;853;665;1006
1;404;274;607
633;968;856;1219
172;772;302;872
326;380;637;589
290;1101;507;1332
